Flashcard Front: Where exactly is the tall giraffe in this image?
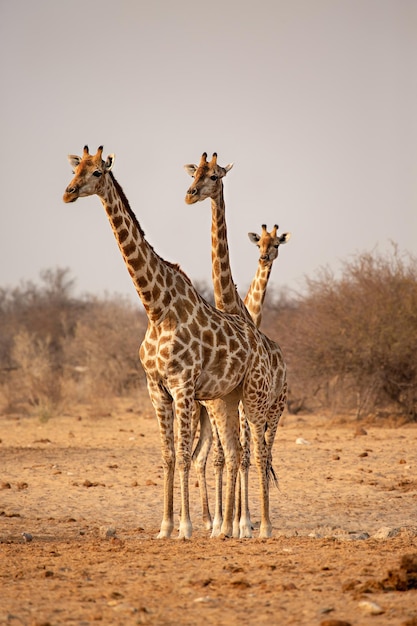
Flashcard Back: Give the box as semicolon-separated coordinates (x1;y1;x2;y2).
185;152;288;537
193;224;291;535
63;146;285;538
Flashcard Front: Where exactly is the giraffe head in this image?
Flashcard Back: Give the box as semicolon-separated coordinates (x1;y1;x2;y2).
248;224;291;265
184;152;233;204
63;145;115;203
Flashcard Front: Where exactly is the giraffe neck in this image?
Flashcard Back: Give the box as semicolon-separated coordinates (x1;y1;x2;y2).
98;172;187;321
244;262;273;328
210;187;251;321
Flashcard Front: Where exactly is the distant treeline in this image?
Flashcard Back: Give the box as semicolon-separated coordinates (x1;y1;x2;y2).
1;245;416;421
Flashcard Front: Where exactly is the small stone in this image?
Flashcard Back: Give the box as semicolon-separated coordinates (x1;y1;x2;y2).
320;620;352;626
0;482;11;489
358;599;384;615
349;532;370;541
295;437;310;445
99;526;117;539
22;532;33;542
372;526;400;540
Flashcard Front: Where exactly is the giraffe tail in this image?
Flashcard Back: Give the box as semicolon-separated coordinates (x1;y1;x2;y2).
267;460;279;489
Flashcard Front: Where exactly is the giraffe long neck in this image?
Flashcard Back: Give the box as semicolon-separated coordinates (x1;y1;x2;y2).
244;262;273;328
98;172;184;321
211;188;251;321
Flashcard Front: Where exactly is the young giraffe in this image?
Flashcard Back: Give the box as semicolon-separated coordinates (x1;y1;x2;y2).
185;152;288;537
192;224;290;535
235;223;291;535
63;146;284;538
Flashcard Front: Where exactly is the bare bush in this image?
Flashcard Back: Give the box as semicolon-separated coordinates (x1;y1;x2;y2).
7;329;61;419
0;269;147;416
62;298;147;402
263;246;417;420
2;248;416;422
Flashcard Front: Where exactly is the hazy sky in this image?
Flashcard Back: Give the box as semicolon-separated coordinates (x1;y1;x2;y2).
1;0;416;305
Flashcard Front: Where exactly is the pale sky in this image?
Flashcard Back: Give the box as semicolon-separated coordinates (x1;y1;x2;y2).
1;0;416;304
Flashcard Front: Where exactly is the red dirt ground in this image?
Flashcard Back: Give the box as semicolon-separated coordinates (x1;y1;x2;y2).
1;397;416;625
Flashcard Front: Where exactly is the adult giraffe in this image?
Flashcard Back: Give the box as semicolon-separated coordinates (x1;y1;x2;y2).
185;152;289;537
63;146;285;539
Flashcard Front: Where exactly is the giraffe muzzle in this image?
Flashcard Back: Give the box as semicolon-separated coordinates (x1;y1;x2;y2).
185;188;199;204
63;186;79;203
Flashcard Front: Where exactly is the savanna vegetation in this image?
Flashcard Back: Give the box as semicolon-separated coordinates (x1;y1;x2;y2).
1;245;416;422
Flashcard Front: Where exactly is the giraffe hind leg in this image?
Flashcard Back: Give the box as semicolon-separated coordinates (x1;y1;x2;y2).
192;406;213;531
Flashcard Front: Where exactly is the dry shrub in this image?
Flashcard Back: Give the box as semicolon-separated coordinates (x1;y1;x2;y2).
7;329;62;419
2;249;416;422
0;268;147;416
263;245;417;420
62;298;147;402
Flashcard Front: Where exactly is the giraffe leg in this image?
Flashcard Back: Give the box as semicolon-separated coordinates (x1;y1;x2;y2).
149;386;176;539
210;424;224;537
235;405;252;538
192;406;213;531
233;475;241;538
206;396;240;538
245;415;272;539
174;391;196;539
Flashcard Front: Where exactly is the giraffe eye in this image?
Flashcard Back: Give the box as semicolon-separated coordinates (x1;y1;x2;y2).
210;175;218;181
274;245;279;249
93;171;102;177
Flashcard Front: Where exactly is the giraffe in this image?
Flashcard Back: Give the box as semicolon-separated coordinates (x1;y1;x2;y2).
235;223;290;536
63;146;285;539
184;152;288;537
192;224;291;536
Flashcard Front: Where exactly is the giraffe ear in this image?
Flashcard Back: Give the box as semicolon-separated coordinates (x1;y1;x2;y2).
280;232;291;244
68;155;81;169
248;232;260;244
224;162;234;174
184;164;198;177
104;154;115;171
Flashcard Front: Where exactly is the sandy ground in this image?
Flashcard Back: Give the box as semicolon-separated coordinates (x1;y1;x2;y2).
1;395;417;626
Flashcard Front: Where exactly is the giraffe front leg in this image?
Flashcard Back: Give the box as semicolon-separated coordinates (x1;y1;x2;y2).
148;383;176;539
175;392;196;539
157;458;175;539
157;431;175;538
